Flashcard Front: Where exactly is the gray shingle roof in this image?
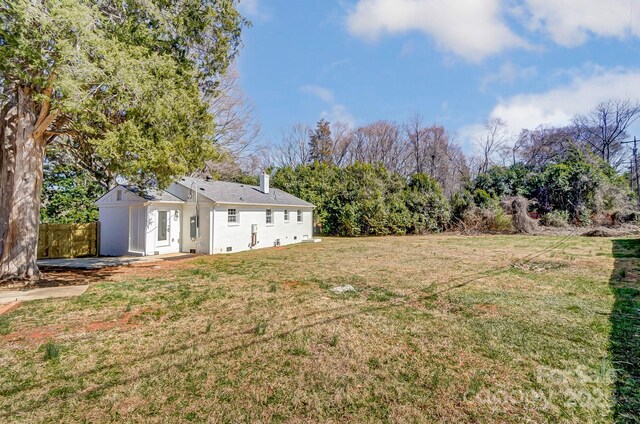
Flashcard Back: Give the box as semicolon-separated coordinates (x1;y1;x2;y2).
124;186;185;203
176;177;314;207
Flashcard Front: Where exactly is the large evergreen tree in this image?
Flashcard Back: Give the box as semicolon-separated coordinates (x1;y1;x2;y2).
308;119;333;164
0;0;246;280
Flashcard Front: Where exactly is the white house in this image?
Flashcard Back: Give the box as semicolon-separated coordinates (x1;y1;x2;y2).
95;174;316;256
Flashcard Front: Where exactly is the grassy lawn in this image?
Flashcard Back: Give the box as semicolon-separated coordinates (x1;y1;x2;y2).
0;235;638;423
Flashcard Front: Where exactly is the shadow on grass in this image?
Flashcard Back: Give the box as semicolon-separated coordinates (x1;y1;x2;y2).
611;238;640;422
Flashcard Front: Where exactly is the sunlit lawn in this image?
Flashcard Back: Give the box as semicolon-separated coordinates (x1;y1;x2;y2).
0;234;638;423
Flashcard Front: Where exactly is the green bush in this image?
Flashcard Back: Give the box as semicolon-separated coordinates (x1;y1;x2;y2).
540;210;570;227
404;173;451;233
469;149;634;226
272;163;452;236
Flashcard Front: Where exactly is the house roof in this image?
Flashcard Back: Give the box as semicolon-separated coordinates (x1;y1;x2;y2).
94;184;185;205
176;177;314;208
123;186;185;203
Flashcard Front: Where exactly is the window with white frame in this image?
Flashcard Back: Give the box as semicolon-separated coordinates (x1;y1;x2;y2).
284;209;289;222
266;209;273;224
228;208;238;224
116;189;122;201
297;210;303;222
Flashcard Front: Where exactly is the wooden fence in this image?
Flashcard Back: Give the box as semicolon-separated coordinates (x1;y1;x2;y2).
37;222;99;259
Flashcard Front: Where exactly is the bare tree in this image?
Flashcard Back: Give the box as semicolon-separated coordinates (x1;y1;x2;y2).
272;123;312;167
349;121;408;174
405;113;430;175
404;114;468;196
192;66;264;179
438;137;470;198
273;120;354;168
476;118;510;174
573;99;640;168
516;125;579;170
330;121;354;166
208;67;261;160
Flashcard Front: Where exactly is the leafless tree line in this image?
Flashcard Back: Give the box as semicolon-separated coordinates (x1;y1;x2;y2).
473;99;640;174
195;82;639;194
273;114;469;197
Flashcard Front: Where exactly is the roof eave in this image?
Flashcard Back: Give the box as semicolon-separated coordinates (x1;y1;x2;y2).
214;201;315;208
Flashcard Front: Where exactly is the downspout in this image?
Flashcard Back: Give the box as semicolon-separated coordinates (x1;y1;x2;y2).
189;181;201;253
209;206;214;254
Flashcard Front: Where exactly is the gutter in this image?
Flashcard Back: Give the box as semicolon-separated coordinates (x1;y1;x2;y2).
213;201;316;209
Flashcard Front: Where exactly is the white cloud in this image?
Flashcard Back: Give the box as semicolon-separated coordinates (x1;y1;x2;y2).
521;0;640;47
322;104;357;128
458;67;640;152
301;85;356;127
490;67;640;131
480;62;538;91
301;85;336;103
346;1;640;61
456;123;487;153
346;0;529;62
322;59;350;74
238;0;269;20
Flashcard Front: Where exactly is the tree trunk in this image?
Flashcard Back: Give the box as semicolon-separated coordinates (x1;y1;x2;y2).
0;87;47;281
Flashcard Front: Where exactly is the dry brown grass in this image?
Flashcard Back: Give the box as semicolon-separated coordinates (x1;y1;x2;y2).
0;235;633;423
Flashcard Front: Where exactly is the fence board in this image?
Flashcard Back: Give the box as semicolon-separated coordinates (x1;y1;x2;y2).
37;222;99;259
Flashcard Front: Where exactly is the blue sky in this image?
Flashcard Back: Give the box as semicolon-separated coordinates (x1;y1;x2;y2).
236;0;640;152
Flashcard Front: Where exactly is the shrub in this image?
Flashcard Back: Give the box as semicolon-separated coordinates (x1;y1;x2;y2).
577;206;592;227
472;189;496;208
404;173;451;233
540;210;570;227
273;163;454;236
451;189;474;222
462;206;513;233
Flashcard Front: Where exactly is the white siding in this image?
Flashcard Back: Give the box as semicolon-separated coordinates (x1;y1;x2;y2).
98;206;130;256
211;204;313;254
96;185;145;206
180;204;213;254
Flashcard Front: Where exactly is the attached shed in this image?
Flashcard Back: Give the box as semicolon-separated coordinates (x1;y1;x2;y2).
95;185;185;256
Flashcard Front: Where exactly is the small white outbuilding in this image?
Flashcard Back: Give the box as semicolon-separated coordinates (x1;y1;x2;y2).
95;174;316;256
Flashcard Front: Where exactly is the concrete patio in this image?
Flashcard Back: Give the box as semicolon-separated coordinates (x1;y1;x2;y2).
37;252;193;270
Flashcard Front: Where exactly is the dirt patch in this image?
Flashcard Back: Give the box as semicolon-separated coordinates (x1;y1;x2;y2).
513;260;568;272
2;308;154;345
281;280;306;289
109;256;200;280
474;303;502;317
0;268;117;290
1;255;201;291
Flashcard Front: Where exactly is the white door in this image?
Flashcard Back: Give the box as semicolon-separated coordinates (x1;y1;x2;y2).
157;210;170;247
